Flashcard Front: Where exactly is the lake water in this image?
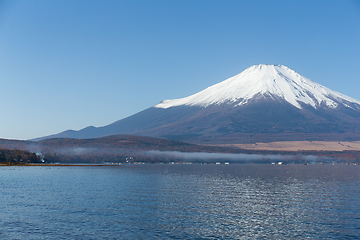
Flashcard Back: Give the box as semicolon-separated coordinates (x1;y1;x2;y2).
0;164;359;239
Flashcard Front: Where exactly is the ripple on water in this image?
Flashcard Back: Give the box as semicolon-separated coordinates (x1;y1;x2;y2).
0;164;359;239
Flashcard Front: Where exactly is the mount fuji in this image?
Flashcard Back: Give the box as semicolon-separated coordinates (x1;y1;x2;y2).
36;64;360;144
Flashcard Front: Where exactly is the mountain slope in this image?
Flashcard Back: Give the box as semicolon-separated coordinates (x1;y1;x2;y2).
35;64;360;144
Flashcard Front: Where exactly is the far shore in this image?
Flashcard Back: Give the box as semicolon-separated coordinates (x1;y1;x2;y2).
217;141;360;151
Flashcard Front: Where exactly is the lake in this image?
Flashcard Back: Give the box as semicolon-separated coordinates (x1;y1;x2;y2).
0;164;359;239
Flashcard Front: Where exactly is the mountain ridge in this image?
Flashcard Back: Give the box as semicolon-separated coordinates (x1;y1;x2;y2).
155;64;360;110
34;64;360;144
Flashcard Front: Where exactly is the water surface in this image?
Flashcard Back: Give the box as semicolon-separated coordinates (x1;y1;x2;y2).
0;164;359;239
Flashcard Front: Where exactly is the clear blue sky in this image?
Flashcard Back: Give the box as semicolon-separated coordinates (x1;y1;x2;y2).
0;0;359;140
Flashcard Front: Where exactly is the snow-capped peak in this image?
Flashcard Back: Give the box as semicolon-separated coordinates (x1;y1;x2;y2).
155;64;360;109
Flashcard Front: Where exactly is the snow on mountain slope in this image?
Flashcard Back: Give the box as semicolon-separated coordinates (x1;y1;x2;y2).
155;64;360;109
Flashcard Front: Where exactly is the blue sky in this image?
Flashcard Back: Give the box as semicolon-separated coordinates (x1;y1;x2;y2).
0;0;359;140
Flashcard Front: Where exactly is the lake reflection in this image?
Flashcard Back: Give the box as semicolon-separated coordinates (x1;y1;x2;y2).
0;164;359;239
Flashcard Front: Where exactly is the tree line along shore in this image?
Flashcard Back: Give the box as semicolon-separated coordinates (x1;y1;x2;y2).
0;149;42;165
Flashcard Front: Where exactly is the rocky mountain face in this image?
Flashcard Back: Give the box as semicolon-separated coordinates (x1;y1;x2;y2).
35;64;360;144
